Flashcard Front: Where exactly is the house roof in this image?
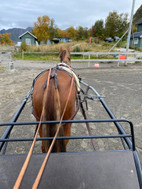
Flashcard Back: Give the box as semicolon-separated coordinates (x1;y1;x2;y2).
19;31;37;39
136;19;142;25
130;31;142;38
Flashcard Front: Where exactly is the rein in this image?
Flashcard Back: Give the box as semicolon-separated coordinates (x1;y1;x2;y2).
78;87;97;151
14;67;75;189
32;72;74;189
13;68;52;189
14;60;96;188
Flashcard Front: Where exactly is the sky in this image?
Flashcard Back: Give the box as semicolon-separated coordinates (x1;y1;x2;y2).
0;0;141;30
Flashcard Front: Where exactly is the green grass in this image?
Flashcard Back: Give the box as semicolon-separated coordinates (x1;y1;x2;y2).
13;52;59;61
13;53;117;61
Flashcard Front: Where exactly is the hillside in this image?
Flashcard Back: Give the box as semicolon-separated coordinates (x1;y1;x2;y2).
0;27;32;44
133;4;142;25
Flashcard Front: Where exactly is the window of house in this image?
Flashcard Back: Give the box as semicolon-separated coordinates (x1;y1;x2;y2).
134;38;139;45
25;38;31;45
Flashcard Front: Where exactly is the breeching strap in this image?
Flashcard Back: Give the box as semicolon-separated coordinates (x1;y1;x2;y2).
32;72;74;189
13;68;52;189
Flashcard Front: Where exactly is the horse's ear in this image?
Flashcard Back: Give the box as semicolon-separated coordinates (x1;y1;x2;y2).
60;47;63;53
67;47;70;52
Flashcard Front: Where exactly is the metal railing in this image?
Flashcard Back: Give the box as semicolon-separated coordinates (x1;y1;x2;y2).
0;80;137;153
21;51;142;66
0;78;141;186
71;52;142;67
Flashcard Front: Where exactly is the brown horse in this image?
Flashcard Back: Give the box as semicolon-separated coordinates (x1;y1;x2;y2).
32;47;77;153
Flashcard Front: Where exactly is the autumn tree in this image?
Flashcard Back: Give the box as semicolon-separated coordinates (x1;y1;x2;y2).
91;20;105;39
57;29;70;38
105;11;128;37
83;27;89;39
76;26;89;40
76;26;84;40
66;26;77;40
0;33;13;45
133;4;142;25
49;18;58;40
32;15;50;44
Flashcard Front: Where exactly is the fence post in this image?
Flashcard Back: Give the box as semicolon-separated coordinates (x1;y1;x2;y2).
88;54;90;67
22;51;24;60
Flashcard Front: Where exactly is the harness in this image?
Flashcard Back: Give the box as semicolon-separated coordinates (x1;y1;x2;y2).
32;63;80;122
32;63;80;93
14;63;97;188
14;66;76;189
33;64;95;149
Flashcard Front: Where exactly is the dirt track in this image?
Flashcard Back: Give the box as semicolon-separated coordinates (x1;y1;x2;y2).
0;60;142;165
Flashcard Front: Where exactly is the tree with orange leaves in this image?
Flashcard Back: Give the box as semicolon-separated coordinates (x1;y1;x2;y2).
32;15;50;44
57;29;70;38
66;26;77;40
0;33;13;45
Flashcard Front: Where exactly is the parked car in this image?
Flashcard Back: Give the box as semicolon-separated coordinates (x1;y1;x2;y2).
112;36;120;41
104;37;114;42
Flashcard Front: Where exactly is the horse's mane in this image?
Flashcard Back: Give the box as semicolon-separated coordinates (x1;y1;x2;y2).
59;50;66;62
59;47;71;64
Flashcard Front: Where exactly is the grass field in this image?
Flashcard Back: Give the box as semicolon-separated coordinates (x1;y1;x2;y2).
13;40;127;61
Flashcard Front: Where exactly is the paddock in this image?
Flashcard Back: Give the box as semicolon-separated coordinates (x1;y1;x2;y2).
0;60;142;188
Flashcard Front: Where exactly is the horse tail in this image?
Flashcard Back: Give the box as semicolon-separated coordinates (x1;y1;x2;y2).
41;79;66;152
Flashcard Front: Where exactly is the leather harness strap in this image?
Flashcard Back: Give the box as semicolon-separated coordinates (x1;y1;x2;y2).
13;69;52;189
32;70;74;189
32;64;79;121
14;64;96;188
14;67;75;189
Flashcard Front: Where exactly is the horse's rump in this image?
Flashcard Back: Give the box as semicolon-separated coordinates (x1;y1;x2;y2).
32;67;77;152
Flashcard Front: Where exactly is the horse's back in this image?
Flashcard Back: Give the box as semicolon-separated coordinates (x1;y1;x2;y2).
32;69;77;120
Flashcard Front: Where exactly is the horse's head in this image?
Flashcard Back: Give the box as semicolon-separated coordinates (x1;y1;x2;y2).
59;47;71;66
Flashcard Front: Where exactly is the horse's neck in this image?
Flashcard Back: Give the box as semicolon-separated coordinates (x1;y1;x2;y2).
62;61;71;67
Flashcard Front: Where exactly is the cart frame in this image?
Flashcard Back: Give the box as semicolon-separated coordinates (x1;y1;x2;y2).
0;79;142;188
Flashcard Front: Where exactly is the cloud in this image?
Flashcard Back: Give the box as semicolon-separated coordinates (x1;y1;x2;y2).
0;0;141;30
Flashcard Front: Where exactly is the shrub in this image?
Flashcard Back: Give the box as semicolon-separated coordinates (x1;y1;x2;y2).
20;42;29;52
73;46;81;52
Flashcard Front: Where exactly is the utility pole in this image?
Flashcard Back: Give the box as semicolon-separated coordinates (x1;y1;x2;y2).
126;0;135;56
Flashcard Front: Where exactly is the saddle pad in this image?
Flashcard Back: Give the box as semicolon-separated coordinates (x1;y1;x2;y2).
58;65;80;92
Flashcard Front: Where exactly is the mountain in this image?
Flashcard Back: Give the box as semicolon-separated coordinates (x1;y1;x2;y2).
133;4;142;25
0;27;32;43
